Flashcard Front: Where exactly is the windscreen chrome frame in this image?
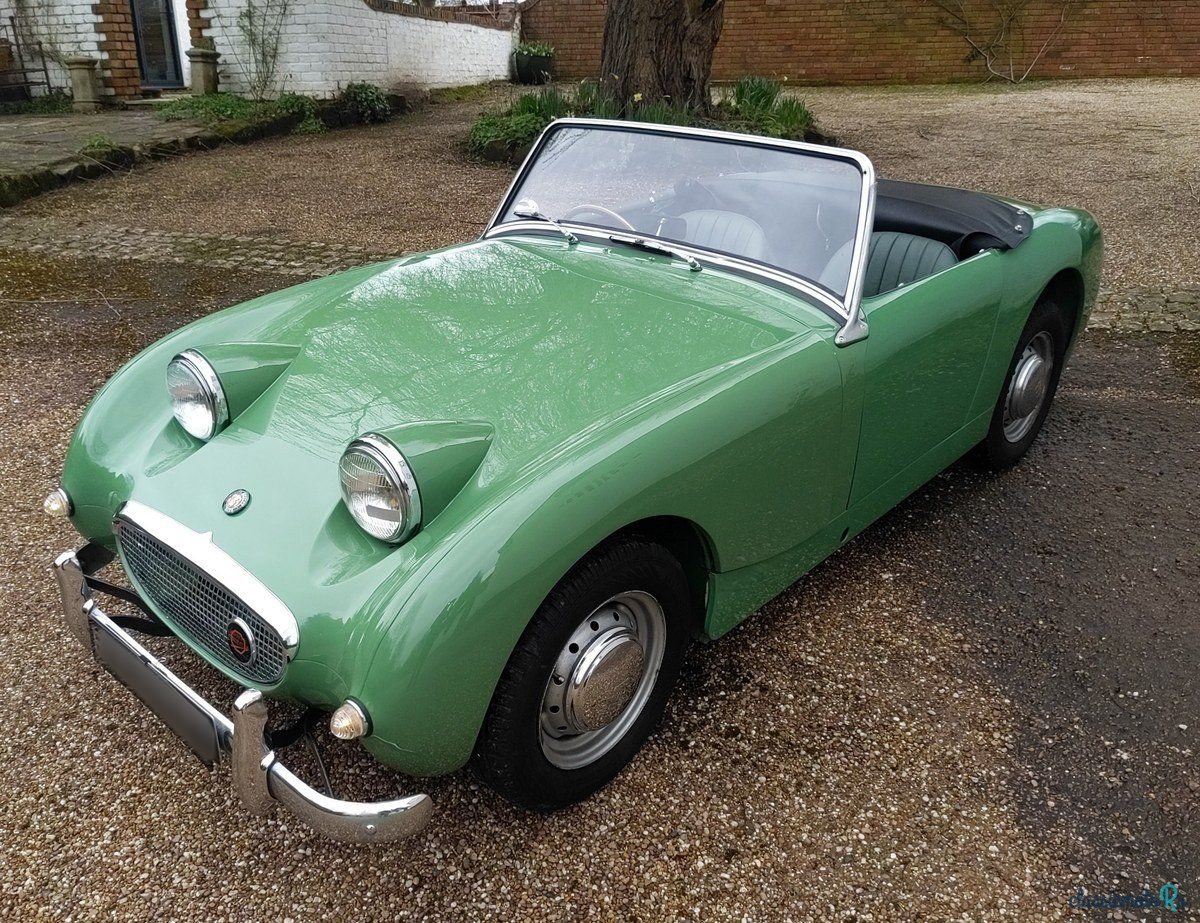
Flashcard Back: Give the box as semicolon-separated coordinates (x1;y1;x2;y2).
482;117;876;346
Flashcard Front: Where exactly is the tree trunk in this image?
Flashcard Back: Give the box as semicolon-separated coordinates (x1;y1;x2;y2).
599;0;725;113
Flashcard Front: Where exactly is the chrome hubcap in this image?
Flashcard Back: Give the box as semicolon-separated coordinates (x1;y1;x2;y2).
539;590;666;770
1003;331;1054;443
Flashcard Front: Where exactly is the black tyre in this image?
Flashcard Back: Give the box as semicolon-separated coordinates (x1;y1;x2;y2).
473;538;691;810
976;298;1068;470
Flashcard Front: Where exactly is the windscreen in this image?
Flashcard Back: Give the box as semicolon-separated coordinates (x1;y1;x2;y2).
497;124;866;298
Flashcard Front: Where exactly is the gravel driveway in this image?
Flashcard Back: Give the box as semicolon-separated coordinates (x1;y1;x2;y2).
1;80;1197;921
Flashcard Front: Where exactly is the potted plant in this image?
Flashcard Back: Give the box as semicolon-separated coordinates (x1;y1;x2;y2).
513;41;554;85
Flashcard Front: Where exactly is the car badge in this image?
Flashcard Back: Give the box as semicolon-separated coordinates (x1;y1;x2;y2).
226;617;256;665
222;489;251;516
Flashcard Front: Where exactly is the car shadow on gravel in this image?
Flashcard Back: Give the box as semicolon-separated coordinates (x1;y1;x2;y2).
750;332;1200;901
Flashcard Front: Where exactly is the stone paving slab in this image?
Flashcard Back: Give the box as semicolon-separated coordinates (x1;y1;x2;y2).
1090;286;1200;333
0;111;208;175
0;214;1196;331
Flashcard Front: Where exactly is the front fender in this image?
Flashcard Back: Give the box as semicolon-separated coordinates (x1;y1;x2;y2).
355;331;845;775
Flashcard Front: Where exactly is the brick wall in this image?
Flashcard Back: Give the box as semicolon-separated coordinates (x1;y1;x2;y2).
201;0;518;96
186;0;210;47
521;0;1200;84
94;0;141;98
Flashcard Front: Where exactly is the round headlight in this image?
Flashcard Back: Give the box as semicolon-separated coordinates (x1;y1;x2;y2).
338;434;422;544
166;350;228;441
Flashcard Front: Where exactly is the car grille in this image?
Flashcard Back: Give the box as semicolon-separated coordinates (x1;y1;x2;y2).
115;519;288;685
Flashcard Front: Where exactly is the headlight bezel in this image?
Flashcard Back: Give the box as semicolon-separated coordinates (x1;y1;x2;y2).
166;349;229;441
338;433;423;545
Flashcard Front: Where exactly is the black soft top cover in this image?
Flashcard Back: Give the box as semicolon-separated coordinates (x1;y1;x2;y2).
875;179;1032;254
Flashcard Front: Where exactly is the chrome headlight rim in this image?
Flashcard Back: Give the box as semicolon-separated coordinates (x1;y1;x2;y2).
339;433;423;545
167;349;229;441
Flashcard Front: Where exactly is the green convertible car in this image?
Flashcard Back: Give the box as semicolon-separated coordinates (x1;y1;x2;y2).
49;119;1102;841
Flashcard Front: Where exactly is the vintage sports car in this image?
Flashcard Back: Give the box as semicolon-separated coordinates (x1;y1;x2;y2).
49;119;1102;842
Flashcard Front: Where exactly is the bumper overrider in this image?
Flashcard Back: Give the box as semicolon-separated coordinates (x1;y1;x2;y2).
52;550;434;843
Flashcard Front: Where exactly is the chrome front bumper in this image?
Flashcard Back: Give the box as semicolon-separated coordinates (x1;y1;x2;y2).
53;550;434;843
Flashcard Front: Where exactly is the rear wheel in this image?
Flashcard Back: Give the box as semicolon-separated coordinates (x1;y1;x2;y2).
976;298;1068;470
473;538;691;810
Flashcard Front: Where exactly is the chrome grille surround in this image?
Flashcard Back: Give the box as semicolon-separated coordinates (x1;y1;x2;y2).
114;501;298;685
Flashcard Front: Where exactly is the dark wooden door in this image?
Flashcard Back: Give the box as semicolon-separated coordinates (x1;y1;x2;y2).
130;0;183;89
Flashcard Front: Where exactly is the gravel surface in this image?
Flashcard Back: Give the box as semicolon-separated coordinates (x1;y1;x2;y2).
12;90;517;255
13;79;1200;292
800;79;1200;292
1;80;1197;921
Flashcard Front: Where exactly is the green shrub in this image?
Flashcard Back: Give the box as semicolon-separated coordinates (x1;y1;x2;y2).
275;92;326;134
157;93;265;124
340;82;391;124
514;41;554;57
292;114;326;134
573;79;621;119
731;75;782;115
468;75;820;162
511;86;571;121
0;91;72;116
720;77;815;141
767;96;814;139
628;99;691;126
467;111;547;157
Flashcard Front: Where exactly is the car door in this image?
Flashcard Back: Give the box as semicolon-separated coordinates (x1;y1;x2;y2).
848;251;1004;506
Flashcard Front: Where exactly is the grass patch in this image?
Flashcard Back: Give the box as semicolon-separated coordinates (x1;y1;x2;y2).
156;87;397;136
468;77;822;162
429;83;498;104
77;133;120;159
157;93;269;124
0;92;73;116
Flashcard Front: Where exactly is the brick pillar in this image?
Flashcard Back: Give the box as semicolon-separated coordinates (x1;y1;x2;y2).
186;0;211;46
94;0;143;99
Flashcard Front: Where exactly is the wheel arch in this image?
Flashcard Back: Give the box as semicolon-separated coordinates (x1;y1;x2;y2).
590;515;716;635
1040;266;1086;347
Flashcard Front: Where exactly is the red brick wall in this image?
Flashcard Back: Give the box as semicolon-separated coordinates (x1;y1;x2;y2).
186;0;211;47
94;0;142;98
521;0;1200;84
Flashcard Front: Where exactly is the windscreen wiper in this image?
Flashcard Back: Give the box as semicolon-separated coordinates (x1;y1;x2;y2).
607;234;702;272
513;198;578;245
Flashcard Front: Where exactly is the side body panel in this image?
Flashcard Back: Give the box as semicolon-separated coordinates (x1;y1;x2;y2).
850;250;1004;500
703;205;1102;636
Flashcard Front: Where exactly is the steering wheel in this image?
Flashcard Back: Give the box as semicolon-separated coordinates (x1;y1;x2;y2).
561;204;636;232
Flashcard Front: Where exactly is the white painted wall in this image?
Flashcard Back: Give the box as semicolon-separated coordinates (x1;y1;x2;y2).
0;0;102;94
203;0;516;97
170;0;192;87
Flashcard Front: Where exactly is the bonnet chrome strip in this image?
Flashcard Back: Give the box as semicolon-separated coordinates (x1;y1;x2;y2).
116;500;299;656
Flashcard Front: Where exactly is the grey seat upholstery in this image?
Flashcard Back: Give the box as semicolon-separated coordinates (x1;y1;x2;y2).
818;231;957;297
862;231;957;296
680;210;769;262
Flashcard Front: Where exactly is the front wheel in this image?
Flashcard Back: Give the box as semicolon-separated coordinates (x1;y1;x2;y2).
473;538;691;810
976;298;1068;470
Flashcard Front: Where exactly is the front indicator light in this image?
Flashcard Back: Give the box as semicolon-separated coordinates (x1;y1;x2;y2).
43;487;72;518
330;700;370;740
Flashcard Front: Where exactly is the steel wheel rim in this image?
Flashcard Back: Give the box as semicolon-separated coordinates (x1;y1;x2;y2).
538;590;667;770
1002;331;1054;443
